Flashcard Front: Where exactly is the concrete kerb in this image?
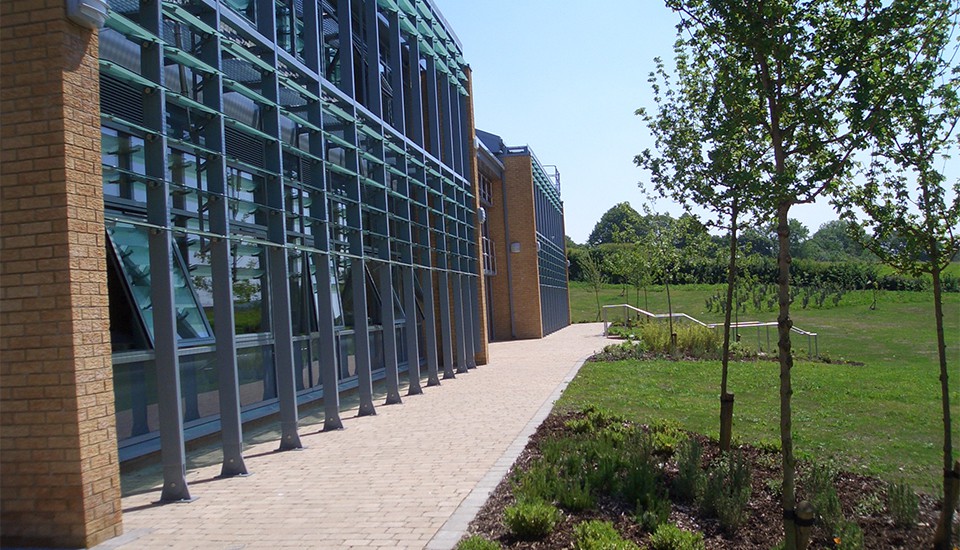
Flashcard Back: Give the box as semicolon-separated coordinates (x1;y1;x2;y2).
425;352;593;550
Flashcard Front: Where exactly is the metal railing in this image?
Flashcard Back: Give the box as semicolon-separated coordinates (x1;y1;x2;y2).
601;303;819;358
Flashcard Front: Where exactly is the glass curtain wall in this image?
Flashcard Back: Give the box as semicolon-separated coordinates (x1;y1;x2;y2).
99;0;477;460
531;159;569;337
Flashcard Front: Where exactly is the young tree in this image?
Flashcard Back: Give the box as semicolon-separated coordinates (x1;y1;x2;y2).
638;30;767;452
643;211;709;354
836;5;960;544
659;2;937;547
580;248;607;322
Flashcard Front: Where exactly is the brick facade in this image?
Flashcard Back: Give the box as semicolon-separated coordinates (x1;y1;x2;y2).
464;68;489;364
495;156;543;340
0;1;122;547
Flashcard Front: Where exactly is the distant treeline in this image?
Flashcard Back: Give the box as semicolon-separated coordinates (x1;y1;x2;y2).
567;203;958;292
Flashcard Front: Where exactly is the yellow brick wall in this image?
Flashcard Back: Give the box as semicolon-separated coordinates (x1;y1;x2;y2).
0;2;122;547
494;156;543;340
463;68;489;364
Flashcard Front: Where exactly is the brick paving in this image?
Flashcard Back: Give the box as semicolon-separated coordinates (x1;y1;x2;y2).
94;323;605;550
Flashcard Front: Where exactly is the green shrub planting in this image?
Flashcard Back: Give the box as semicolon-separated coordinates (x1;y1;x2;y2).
503;500;561;541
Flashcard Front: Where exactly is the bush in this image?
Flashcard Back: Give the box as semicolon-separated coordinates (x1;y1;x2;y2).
648;523;706;550
635;492;671;532
803;463;843;535
503;499;562;541
833;520;864;550
512;462;556;504
572;520;639;550
887;481;919;528
455;535;501;550
698;451;753;531
672;438;704;503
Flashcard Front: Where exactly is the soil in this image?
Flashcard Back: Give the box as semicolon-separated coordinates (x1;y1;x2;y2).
462;411;954;549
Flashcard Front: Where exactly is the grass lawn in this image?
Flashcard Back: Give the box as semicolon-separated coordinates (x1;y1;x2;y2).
563;281;960;491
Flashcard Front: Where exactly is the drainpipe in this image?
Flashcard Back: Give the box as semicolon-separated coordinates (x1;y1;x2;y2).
501;171;517;339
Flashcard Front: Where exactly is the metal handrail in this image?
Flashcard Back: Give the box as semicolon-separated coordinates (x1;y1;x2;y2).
601;303;819;358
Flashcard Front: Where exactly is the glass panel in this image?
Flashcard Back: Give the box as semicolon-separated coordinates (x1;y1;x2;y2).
232;243;267;335
179;350;220;423
101;127;147;202
113;357;158;440
106;222;212;344
238;343;277;407
338;332;356;379
369;328;384;372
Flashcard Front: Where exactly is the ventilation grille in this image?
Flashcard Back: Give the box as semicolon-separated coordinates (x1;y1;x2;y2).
225;126;264;168
100;74;144;127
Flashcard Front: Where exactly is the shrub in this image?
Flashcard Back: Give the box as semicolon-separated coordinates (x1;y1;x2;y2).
648;523;706;550
672;437;704;502
887;481;919;528
503;499;562;541
833;520;864;550
455;535;501;550
512;462;557;504
803;463;843;535
649;419;685;454
698;451;753;531
555;476;596;512
572;520;639;550
635;491;671;532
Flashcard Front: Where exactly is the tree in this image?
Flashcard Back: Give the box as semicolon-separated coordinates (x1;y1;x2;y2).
660;2;936;547
643;211;709;353
800;220;869;262
638;37;767;451
587;202;646;245
580;248;607;322
624;244;653;310
836;4;960;543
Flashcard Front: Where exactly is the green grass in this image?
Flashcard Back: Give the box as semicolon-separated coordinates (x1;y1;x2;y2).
557;359;958;492
563;282;960;492
571;282;959;368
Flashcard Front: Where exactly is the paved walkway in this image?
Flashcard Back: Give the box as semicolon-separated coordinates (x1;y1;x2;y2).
95;323;606;550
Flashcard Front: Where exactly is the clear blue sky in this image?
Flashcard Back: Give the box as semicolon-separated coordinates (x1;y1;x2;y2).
440;1;858;244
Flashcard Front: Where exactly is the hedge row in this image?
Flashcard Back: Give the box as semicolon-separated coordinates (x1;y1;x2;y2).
567;248;959;293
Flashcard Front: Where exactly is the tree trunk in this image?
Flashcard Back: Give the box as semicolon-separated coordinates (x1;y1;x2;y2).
720;205;739;452
931;262;957;549
776;202;799;550
595;287;602;322
665;279;675;355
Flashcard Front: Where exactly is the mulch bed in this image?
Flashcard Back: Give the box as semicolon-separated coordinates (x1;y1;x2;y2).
462;411;951;549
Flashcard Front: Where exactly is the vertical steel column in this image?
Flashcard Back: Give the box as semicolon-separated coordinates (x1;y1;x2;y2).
350;255;377;416
303;0;343;431
407;29;424;147
424;55;441;159
200;7;248;476
470;273;481;367
449;83;463;177
338;0;375;417
336;0;356;98
402;264;421;394
141;0;190;502
437;73;465;373
423;55;454;377
449;184;468;373
406;31;437;386
364;0;400;406
434;199;455;379
379;260;401;404
387;9;405;134
258;0;302;451
389;10;420;396
364;0;381;116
